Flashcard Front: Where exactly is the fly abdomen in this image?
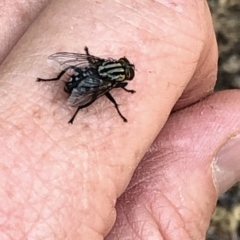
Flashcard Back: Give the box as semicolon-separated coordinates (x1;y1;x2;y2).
65;77;81;93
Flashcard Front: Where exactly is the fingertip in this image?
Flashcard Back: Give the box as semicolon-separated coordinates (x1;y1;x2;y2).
212;135;240;196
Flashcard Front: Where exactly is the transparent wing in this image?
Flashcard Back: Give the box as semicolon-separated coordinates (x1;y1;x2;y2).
67;76;113;107
48;52;104;69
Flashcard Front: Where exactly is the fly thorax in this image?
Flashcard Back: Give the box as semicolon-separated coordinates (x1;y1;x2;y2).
98;61;126;81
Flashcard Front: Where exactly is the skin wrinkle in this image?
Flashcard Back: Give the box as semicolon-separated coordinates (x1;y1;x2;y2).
194;0;204;36
150;36;200;59
10;95;41;119
144;203;166;239
176;5;217;104
141;1;202;36
188;210;207;239
10;121;55;158
184;216;205;239
124;157;168;193
126;215;143;240
177;206;204;237
148;193;198;239
114;1;164;37
29;190;69;238
195;32;216;77
87;185;115;231
0;73;58;123
115;1;202;43
152;0;200;27
0;0;50;63
122;192;177;239
120;12;160;39
4;187;37;234
112;195;131;238
3;126;33;159
92;5;129;38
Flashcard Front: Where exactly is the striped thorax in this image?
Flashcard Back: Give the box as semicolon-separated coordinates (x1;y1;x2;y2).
98;57;135;82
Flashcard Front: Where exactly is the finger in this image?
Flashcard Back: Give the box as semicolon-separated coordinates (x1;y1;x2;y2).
106;90;240;239
175;0;218;109
0;0;50;63
0;0;217;239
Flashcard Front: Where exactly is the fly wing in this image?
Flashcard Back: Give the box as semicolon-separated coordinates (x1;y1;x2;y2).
67;76;113;107
48;52;104;69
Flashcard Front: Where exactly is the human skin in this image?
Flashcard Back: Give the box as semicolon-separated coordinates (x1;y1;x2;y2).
0;0;49;63
0;0;240;239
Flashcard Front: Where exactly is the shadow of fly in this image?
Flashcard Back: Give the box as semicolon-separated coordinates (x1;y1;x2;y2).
37;47;135;124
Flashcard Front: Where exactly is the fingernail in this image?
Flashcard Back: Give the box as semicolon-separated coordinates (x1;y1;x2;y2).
212;135;240;196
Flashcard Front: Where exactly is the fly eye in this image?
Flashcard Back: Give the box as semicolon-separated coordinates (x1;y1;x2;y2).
118;58;135;80
119;57;129;65
129;67;135;80
126;66;135;80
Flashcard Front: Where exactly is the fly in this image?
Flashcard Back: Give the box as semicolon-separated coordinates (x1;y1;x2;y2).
37;47;135;124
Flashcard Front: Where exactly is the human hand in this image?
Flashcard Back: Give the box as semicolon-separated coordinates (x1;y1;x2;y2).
0;1;239;239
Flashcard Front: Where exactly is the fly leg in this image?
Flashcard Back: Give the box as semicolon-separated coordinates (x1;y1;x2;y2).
121;86;136;94
115;82;136;94
84;46;94;64
68;107;82;124
84;46;101;65
84;46;90;56
105;92;127;122
68;101;95;124
37;66;75;82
